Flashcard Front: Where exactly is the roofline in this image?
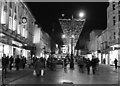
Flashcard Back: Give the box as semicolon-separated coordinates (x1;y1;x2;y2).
19;0;36;22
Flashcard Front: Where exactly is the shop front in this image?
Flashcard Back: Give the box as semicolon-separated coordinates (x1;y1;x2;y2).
109;44;120;66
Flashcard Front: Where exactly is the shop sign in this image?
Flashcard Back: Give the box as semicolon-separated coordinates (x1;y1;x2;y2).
12;40;22;47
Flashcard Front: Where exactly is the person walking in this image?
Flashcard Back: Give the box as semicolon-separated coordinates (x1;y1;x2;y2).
15;55;20;71
2;54;8;78
114;58;118;70
34;58;44;77
91;56;97;75
86;58;91;75
64;56;68;73
21;56;26;69
9;56;14;70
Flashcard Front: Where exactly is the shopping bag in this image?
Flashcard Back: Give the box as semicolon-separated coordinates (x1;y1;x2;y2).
33;70;36;76
41;69;44;76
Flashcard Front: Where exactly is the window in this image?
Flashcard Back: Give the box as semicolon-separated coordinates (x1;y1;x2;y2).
118;10;120;21
113;2;115;10
8;2;13;30
17;23;21;34
113;16;115;25
1;2;7;24
13;4;17;31
114;32;116;39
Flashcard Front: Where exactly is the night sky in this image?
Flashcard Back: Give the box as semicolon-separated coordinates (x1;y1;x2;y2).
26;2;109;49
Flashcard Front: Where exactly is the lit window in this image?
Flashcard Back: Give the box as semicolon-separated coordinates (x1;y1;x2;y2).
17;23;21;34
13;13;17;31
1;2;7;24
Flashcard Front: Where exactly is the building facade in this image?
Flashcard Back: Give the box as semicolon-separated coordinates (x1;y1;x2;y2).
88;0;120;66
107;0;120;66
0;0;36;62
33;24;51;58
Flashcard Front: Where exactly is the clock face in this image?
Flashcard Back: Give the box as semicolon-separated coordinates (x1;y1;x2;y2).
23;18;26;23
22;17;27;24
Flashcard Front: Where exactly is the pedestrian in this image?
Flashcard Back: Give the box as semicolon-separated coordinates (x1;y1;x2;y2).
91;56;97;74
78;57;84;73
21;56;26;69
2;54;8;78
114;58;118;70
15;55;20;71
70;54;74;69
64;56;68;73
9;56;14;70
34;58;44;77
86;58;91;75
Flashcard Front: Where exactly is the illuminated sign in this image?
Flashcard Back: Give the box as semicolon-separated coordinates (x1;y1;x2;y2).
12;40;22;47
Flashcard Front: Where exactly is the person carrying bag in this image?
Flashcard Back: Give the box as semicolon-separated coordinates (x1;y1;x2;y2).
34;57;45;77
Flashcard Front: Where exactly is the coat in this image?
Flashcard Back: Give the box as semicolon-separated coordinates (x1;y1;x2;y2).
34;60;44;74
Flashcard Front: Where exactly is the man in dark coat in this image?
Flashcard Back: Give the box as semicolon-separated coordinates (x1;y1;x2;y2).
2;54;8;76
86;58;91;74
15;55;20;71
114;58;118;70
9;56;14;70
91;56;97;74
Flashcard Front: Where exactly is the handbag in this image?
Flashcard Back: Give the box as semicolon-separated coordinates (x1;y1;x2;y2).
33;70;36;76
41;69;44;76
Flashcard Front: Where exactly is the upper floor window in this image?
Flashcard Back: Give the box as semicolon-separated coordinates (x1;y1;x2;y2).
113;16;116;25
112;2;115;10
118;10;120;21
1;1;7;24
114;32;116;39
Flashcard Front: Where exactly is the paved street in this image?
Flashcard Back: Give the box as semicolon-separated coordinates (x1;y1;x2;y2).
0;64;119;86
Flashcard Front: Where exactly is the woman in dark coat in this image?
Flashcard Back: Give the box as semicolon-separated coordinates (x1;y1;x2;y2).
34;58;44;77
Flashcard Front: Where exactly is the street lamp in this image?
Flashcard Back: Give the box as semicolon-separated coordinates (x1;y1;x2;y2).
62;34;66;39
79;11;85;18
